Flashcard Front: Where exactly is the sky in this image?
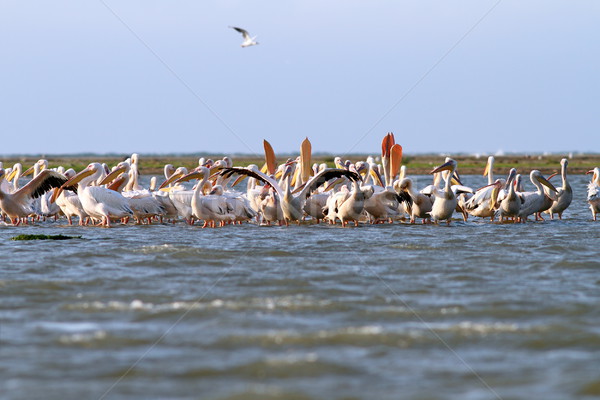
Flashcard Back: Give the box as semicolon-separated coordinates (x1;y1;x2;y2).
1;1;598;156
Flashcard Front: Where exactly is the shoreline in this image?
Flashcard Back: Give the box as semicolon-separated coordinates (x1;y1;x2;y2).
1;154;597;176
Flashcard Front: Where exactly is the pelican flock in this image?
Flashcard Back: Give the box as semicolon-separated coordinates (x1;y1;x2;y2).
0;134;594;227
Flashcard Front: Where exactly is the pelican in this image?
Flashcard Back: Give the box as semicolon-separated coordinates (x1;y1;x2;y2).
464;179;503;221
99;162;166;224
176;166;235;228
0;168;68;225
428;159;459;224
52;163;133;227
159;166;195;223
221;166;360;225
587;168;600;221
208;184;257;224
517;170;558;222
394;178;431;224
496;169;521;222
545;158;572;220
335;179;373;227
54;168;89;225
230;26;259;47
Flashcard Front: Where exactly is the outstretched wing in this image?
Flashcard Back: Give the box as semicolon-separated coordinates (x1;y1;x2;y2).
13;170;69;202
230;26;250;40
298;168;360;200
220;167;282;197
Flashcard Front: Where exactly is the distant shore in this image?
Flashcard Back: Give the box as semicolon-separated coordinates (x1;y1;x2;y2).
1;154;597;176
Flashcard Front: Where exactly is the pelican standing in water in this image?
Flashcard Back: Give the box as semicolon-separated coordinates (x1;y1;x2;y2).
545;158;572;220
429;158;459;225
394;178;431;224
0;168;68;225
517;170;558;223
496;169;521;222
221;166;360;225
175;166;235;228
52;163;133;227
587;167;600;221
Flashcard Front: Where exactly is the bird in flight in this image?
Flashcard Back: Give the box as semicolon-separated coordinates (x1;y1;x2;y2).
229;26;259;48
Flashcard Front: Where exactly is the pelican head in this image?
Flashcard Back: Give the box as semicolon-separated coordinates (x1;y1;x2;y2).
430;158;457;175
158;166;189;189
531;170;558;192
99;162;129;186
395;177;412;192
174;166;208;184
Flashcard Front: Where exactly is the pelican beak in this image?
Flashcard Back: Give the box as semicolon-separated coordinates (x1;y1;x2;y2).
483;159;490;177
174;170;204;184
537;175;558;192
369;168;384;187
430;160;453;174
290;166;301;187
98;165;127;186
22;165;35;177
489;186;500;210
292;182;306;194
585;170;594;175
231;174;247;187
323;177;344;192
475;182;496;192
450;174;463;186
547;172;558;180
6;168;18;182
159;171;185;189
50;166;95;203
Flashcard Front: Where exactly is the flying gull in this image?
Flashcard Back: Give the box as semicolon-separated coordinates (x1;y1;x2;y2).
229;26;258;48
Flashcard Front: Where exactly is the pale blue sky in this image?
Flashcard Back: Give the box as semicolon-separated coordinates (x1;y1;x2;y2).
1;1;598;155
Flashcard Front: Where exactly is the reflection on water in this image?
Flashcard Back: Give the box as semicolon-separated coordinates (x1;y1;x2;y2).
1;175;600;400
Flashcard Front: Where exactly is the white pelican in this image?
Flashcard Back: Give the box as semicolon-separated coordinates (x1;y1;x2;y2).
208;184;256;224
464;179;503;221
99;162;166;224
54;169;89;225
176;167;235;228
545;158;572;220
587;167;600;221
496;169;521;222
53;163;133;227
0;168;68;225
517;170;558;222
221;166;361;225
394;178;432;224
230;26;259;47
428;159;459;225
159;166;195;223
335;179;373;227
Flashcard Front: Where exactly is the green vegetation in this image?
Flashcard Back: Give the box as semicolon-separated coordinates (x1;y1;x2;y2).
10;234;82;241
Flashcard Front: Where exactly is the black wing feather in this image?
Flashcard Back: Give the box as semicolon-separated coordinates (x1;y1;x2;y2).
220;167;270;186
25;170;69;199
396;190;413;214
306;169;360;194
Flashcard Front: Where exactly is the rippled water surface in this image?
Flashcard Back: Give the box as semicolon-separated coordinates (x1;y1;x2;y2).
2;175;600;400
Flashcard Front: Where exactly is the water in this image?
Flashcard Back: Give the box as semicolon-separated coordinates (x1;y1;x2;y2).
1;174;600;400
